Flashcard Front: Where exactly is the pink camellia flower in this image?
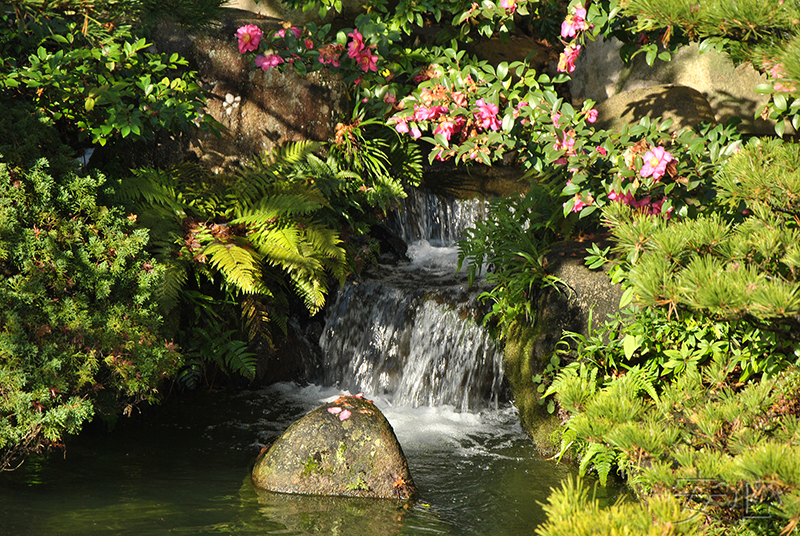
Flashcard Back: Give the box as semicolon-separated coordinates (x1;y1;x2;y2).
475;98;501;131
410;125;422;139
275;27;302;39
640;146;674;180
236;24;263;54
551;111;562;126
500;0;517;13
566;193;593;213
557;43;581;73
596;146;607;156
356;47;379;72
561;5;588;38
434;117;464;141
255;53;284;71
384;93;397;106
607;190;620;201
413;104;449;121
394;118;410;134
347;30;365;59
586;108;598;123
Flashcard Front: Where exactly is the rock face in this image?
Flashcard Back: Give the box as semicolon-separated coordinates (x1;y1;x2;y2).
251;395;416;500
569;39;779;135
593;85;716;133
149;9;348;173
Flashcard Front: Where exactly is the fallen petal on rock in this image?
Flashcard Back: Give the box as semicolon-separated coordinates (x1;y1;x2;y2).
339;409;351;421
328;407;342;415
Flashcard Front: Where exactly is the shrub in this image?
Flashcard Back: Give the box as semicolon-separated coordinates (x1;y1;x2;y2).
0;150;177;470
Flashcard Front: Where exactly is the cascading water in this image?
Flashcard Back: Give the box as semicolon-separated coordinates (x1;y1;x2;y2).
0;184;627;536
320;186;503;411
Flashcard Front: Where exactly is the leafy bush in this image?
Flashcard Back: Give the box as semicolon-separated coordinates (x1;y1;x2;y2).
0;153;177;470
0;0;221;147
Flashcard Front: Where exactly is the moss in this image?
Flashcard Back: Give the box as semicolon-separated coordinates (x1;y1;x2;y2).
302;456;322;477
503;319;564;457
345;474;370;491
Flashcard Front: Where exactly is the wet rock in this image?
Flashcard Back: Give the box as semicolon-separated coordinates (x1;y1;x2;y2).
593;84;716;133
251;395;416;500
503;239;624;456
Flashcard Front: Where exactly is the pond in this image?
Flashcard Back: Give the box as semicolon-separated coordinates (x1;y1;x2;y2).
0;383;624;535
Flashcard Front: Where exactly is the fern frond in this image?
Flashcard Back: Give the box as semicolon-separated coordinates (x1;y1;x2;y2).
203;239;265;294
221;339;257;380
289;270;328;314
233;191;325;223
236;141;321;206
157;260;189;314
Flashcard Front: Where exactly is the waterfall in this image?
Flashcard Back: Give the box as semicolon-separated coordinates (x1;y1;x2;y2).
320;186;504;411
385;186;489;246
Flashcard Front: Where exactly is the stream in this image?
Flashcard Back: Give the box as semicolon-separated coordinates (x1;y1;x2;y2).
0;187;626;535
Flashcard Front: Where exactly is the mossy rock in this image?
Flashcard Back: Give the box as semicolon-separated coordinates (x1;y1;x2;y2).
251;395;416;500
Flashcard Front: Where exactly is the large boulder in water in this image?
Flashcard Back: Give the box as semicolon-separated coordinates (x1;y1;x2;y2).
251;395;416;500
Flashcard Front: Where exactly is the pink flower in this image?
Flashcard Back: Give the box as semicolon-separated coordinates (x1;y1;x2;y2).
410;125;422;139
554;131;576;154
551;112;563;127
434;117;464;141
501;0;517;13
566;193;593;213
347;30;365;59
607;190;620;201
275;27;302;39
557;43;581;73
236;24;263;54
475;98;501;131
561;5;588;38
356;47;379;72
394;118;410;134
640;146;673;180
384;93;397;105
255;53;284;70
304;38;315;50
586;108;598;123
414;104;448;121
596;146;607;156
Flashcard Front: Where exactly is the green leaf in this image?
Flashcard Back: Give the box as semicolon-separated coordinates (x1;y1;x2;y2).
623;334;640;359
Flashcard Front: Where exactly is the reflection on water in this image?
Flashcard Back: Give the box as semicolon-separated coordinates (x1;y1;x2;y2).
0;384;626;535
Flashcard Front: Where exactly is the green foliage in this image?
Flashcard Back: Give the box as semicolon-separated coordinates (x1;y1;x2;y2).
457;182;561;336
536;476;702;536
0;0;220;146
0;155;177;470
118;141;347;351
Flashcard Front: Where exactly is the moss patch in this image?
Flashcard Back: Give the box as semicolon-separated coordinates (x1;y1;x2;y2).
503;320;563;457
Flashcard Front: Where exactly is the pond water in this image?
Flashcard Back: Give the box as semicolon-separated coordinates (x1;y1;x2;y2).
0;383;624;535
